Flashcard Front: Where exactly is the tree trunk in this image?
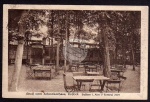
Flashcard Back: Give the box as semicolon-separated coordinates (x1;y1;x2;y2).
9;11;28;91
99;42;103;66
63;11;67;72
100;21;111;77
131;31;135;71
26;38;29;65
56;11;61;73
56;41;61;72
48;38;51;64
64;40;67;72
115;45;118;67
10;40;24;91
8;40;11;65
50;10;54;64
131;44;135;71
51;39;53;63
123;48;126;68
65;11;72;72
103;34;111;77
98;14;111;77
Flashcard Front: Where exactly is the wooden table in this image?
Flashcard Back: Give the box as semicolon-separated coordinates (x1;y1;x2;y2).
45;63;55;66
73;76;109;91
32;67;51;79
85;66;98;72
111;69;123;79
29;64;40;68
86;72;100;76
73;72;85;76
111;69;123;74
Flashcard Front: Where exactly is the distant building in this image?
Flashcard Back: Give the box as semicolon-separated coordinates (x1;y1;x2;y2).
8;37;102;65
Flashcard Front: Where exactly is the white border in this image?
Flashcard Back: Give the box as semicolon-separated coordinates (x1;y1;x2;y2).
3;4;148;100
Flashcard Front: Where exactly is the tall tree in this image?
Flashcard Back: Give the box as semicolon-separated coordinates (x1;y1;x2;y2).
9;10;48;91
10;10;29;91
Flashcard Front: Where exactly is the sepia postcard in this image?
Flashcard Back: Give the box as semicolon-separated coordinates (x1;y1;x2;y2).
2;4;148;100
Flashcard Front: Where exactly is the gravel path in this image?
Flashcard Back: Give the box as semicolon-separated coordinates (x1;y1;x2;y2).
8;65;140;93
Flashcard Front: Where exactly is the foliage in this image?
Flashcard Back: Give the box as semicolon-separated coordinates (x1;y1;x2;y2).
9;10;141;66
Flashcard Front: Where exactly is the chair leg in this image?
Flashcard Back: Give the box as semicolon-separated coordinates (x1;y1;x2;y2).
26;71;34;79
118;83;120;93
82;84;85;91
106;82;108;93
74;86;78;92
89;84;92;91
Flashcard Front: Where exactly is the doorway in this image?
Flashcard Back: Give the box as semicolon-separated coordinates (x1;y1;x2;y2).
32;48;43;64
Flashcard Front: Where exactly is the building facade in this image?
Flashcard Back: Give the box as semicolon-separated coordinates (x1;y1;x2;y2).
9;38;102;65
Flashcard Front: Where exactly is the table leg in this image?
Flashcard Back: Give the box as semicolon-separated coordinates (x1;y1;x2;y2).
41;71;43;78
118;72;121;79
76;81;82;91
76;66;78;72
100;80;106;91
49;71;51;79
33;70;35;78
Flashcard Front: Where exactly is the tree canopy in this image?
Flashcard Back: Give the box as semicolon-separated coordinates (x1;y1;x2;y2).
9;10;141;70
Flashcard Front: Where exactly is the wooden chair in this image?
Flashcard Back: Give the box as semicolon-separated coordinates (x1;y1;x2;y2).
85;65;90;73
116;65;127;77
85;65;98;74
70;64;79;72
42;66;52;80
106;72;121;93
26;65;34;79
63;73;78;92
88;72;102;92
95;64;102;71
89;80;102;92
72;72;86;90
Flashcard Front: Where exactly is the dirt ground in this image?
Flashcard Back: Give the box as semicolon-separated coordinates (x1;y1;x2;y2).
8;64;140;93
